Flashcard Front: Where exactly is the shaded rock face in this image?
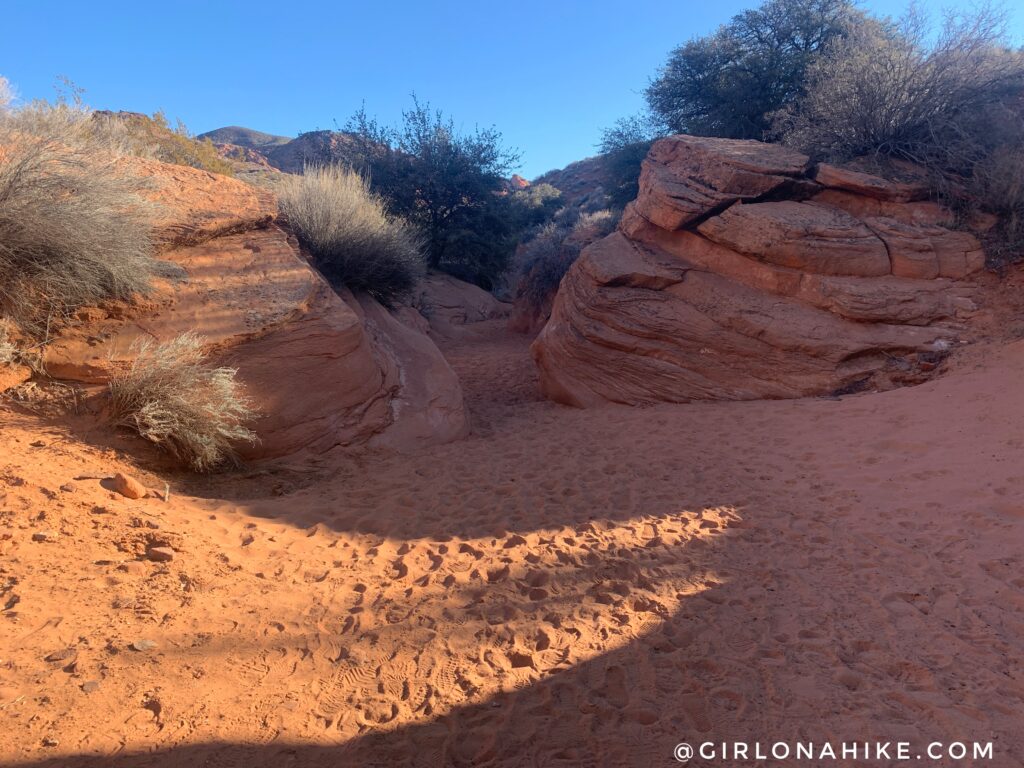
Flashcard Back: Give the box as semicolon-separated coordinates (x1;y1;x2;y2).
532;135;985;407
45;159;468;459
412;273;511;337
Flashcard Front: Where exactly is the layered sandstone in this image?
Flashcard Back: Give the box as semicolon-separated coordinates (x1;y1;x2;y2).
40;159;468;458
533;135;985;406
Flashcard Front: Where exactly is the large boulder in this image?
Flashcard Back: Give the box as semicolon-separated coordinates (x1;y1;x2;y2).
532;136;985;406
411;272;511;336
633;135;811;230
44;158;468;459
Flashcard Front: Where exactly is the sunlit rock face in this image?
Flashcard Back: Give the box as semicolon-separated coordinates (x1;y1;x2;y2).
532;135;984;407
42;156;468;458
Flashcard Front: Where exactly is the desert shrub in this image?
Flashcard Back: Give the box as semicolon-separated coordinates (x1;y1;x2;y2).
599;115;664;209
0;323;17;366
773;7;1024;164
515;209;617;312
509;183;563;228
346;96;522;289
646;0;861;138
278;164;426;304
109;333;257;472
0;101;160;332
774;5;1024;263
90;110;234;176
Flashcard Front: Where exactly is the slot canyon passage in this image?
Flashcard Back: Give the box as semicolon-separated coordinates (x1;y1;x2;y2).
4;310;1024;767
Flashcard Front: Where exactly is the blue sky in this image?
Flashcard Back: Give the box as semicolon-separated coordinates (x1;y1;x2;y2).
2;1;1021;178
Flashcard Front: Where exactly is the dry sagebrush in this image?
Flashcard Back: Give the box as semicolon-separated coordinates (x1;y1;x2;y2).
0;101;162;332
278;164;425;304
110;334;258;472
773;5;1024;166
515;209;617;312
0;324;17;366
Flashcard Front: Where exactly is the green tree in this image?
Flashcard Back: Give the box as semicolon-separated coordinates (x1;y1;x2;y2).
646;0;860;139
346;97;521;288
598;114;664;209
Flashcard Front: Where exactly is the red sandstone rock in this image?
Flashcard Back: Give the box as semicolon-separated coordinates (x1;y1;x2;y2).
118;156;277;246
42;155;468;460
532;137;986;406
633;135;810;230
412;273;511;336
697;201;891;276
813;163;929;202
0;364;31;393
111;472;147;500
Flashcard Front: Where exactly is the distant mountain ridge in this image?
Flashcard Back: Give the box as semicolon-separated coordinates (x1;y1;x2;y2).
199;125;370;174
198;126;292;150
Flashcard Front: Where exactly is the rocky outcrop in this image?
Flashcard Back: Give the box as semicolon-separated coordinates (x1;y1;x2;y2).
44;159;468;458
533;155;607;208
532;135;985;407
412;273;511;336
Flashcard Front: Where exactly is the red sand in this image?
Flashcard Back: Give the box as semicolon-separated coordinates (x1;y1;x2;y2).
2;321;1024;766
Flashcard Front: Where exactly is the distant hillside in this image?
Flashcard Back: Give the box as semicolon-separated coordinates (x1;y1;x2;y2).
533;156;607;209
262;130;365;174
198;126;292;150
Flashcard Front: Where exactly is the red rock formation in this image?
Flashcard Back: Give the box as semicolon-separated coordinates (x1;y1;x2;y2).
42;158;468;458
532;135;985;406
412;273;511;337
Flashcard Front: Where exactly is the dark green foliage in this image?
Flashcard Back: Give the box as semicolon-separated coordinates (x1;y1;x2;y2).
515;210;617;313
345;97;522;290
646;0;860;139
598;115;663;209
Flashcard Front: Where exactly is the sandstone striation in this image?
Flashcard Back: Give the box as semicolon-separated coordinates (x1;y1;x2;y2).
533;135;985;406
41;158;468;458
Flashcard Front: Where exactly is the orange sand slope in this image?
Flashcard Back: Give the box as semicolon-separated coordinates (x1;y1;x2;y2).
2;322;1024;767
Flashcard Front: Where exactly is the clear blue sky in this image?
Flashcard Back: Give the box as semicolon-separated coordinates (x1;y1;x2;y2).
2;1;1020;178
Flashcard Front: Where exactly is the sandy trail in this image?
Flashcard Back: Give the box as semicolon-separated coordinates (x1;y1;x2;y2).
2;321;1024;766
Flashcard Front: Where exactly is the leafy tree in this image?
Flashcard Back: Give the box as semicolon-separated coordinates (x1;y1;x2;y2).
774;5;1024;164
774;4;1024;265
598;114;665;209
346;97;521;289
646;0;860;139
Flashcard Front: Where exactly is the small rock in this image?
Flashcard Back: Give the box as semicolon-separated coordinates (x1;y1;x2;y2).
81;680;101;693
130;639;157;652
111;473;147;500
146;546;175;563
59;482;77;493
32;531;57;543
42;736;59;748
44;648;77;663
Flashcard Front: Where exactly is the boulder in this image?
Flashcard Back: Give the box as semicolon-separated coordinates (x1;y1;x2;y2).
632;135;810;230
44;156;468;459
533;136;986;406
411;273;510;336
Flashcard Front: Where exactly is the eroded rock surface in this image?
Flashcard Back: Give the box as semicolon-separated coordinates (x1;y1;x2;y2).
412;272;511;337
533;135;985;406
43;157;468;458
